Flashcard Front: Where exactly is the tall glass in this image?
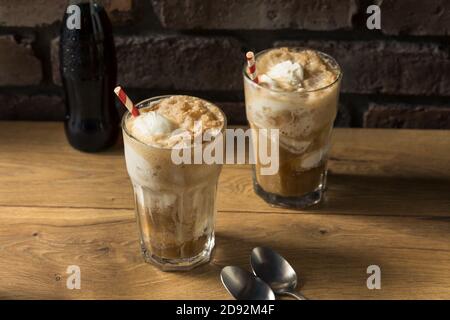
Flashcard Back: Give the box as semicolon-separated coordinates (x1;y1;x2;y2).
122;96;226;271
243;48;342;208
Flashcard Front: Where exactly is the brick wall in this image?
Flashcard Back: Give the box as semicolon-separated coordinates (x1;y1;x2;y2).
0;0;449;128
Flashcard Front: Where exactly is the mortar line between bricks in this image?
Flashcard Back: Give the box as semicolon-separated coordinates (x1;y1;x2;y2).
2;89;449;105
2;27;450;44
1;90;449;109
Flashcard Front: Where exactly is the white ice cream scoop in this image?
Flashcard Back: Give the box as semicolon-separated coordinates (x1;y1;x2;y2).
132;111;175;137
265;60;304;86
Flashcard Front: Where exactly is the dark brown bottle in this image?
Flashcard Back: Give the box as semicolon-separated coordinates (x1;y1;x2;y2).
60;0;119;152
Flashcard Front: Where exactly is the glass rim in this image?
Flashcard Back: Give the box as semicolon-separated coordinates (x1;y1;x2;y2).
121;95;227;150
242;47;343;94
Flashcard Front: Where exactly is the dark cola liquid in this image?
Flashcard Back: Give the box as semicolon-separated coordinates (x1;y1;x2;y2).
60;2;118;152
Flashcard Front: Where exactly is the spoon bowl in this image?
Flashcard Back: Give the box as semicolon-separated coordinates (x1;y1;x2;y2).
251;247;307;300
220;266;275;300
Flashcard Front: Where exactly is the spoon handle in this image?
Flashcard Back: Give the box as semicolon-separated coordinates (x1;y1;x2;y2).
284;291;308;300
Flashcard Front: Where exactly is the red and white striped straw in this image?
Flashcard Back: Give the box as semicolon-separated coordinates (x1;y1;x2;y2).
114;86;140;117
246;51;258;83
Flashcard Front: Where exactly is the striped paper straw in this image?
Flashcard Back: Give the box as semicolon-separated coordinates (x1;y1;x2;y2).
246;51;258;83
114;86;140;117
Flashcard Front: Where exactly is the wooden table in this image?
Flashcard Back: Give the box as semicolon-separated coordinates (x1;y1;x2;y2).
0;122;449;299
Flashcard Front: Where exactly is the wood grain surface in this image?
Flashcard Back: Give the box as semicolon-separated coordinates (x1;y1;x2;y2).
0;121;449;299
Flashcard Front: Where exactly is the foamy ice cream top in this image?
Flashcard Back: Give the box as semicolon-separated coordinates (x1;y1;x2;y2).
256;48;340;92
126;95;225;148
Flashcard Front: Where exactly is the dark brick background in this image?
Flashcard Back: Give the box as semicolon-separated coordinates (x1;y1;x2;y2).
0;0;449;128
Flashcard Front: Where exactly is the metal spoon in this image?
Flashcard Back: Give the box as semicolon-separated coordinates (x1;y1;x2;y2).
250;247;307;300
220;266;276;300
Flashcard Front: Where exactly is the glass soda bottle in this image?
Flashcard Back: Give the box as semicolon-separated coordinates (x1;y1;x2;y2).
60;0;119;152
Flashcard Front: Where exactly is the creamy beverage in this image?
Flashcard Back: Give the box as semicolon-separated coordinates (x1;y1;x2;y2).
244;48;341;208
122;95;226;270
